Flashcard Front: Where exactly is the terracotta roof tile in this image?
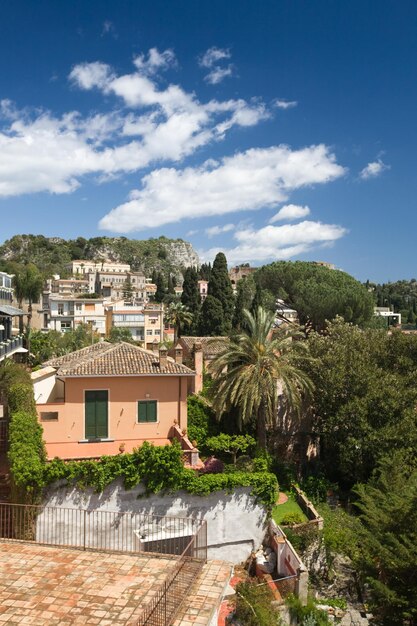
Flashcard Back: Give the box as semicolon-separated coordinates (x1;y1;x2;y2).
180;336;228;357
44;342;195;377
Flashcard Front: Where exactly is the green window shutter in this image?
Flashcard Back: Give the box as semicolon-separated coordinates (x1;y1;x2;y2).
138;401;147;423
95;390;108;438
147;401;157;422
85;391;97;439
138;401;157;423
85;390;108;439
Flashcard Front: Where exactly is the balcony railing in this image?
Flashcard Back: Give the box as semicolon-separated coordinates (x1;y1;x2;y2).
0;335;24;361
0;502;207;626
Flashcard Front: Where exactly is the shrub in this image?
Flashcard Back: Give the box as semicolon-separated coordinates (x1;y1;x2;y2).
286;594;332;626
7;383;36;416
206;433;256;464
234;580;280;626
8;410;46;501
187;395;218;449
199;456;224;474
280;511;306;526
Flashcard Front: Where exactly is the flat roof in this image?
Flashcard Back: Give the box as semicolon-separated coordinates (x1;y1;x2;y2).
0;542;230;625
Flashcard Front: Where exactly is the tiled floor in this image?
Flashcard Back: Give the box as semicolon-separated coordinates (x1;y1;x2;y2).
172;560;232;626
0;542;177;625
0;542;231;625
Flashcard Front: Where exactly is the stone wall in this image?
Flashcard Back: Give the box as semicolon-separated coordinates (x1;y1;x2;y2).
42;479;268;563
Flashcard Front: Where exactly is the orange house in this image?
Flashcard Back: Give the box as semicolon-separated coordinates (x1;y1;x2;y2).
31;342;196;461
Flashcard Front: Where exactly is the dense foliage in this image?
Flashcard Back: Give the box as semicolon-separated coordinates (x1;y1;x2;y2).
43;441;278;508
210;307;313;450
30;324;101;365
354;454;417;625
304;319;417;487
206;434;256;464
234;580;280;626
255;261;374;330
0;234;196;278
6;382;46;502
369;278;417;325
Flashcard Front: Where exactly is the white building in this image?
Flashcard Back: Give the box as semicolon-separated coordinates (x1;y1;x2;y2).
46;296;106;335
374;306;401;326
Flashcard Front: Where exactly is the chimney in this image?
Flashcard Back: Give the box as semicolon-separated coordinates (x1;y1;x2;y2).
174;343;183;365
159;344;168;370
152;338;159;354
193;341;203;394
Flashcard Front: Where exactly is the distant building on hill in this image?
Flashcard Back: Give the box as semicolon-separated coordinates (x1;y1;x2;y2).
229;265;256;291
374;306;401;326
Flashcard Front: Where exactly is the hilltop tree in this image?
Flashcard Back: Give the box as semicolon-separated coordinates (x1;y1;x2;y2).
208;253;234;333
255;261;374;331
210;307;314;450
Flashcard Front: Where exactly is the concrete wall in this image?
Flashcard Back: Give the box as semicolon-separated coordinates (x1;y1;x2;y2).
41;479;269;563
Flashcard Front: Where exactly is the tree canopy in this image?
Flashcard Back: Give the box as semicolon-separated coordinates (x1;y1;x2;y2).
255;261;374;331
208;252;234;333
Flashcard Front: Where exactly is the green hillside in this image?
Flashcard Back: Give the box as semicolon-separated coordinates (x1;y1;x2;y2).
0;234;200;278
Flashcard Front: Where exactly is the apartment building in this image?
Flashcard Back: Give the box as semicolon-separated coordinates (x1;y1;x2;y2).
89;271;147;303
198;280;208;302
0;272;24;362
46;296;106;335
66;260;131;276
105;302;164;347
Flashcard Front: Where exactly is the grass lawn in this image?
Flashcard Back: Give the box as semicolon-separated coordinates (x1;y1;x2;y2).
272;494;308;525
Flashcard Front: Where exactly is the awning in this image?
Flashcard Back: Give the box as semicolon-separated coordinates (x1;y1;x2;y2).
0;305;24;316
13;347;28;354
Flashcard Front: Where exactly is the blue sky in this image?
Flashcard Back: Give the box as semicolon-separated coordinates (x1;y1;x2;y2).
0;0;416;282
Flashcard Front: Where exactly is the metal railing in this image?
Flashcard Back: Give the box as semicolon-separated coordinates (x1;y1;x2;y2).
0;335;23;361
135;521;207;626
0;502;207;626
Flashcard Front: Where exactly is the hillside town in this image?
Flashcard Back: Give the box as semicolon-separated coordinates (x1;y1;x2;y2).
0;2;416;625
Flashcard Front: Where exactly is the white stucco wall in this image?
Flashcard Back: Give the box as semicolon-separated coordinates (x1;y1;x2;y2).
42;478;268;563
32;367;57;404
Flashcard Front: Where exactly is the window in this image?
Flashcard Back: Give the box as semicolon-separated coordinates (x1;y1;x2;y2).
155;329;160;335
76;303;82;311
146;329;153;335
58;304;64;315
85;390;108;439
40;412;58;421
138;400;157;423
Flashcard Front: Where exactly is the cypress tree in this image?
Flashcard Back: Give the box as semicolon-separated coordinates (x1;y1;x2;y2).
167;273;175;295
155;272;166;303
233;276;255;331
151;269;158;285
208;253;234;333
199;295;224;336
181;267;200;333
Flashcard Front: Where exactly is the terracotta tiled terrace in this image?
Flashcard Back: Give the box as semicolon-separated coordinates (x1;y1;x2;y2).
0;542;231;625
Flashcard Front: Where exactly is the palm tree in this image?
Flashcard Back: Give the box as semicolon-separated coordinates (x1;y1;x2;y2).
210;307;314;450
165;302;193;345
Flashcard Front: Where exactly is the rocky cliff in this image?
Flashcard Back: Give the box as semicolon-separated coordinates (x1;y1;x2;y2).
0;234;200;278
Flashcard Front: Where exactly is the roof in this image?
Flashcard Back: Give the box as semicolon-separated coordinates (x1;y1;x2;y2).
44;341;195;377
180;336;228;358
0;304;24;316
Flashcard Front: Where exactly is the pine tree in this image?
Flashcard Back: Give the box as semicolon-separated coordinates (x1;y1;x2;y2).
199;295;224;336
208;253;234;333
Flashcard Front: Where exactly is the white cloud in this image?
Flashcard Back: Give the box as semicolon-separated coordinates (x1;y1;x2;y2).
274;99;298;110
199;47;234;84
205;223;235;237
199;47;231;68
205;65;234;85
200;220;347;265
360;158;390;180
0;50;275;198
270;204;311;223
69;62;114;90
133;48;177;74
99;144;346;232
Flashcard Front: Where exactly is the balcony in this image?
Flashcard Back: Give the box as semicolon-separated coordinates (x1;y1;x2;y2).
0;335;25;362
